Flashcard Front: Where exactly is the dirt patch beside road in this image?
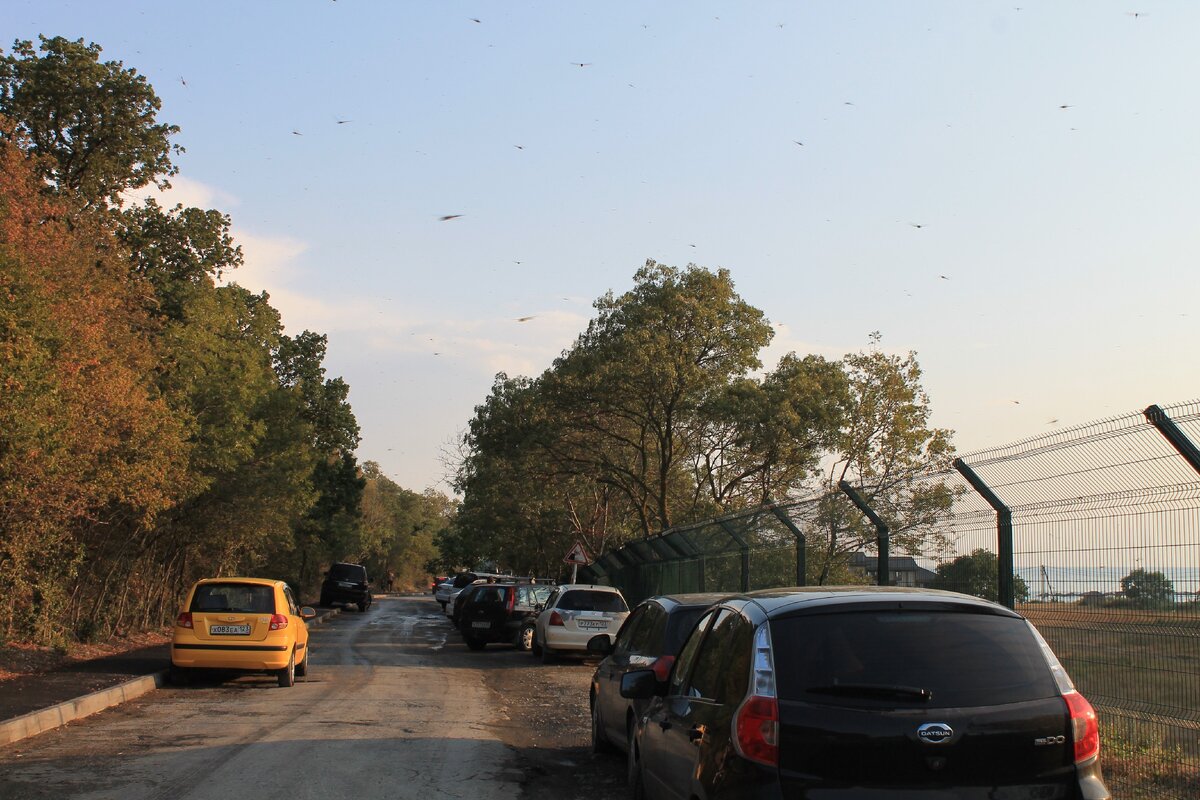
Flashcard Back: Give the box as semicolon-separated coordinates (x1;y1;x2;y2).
0;634;171;722
475;646;627;800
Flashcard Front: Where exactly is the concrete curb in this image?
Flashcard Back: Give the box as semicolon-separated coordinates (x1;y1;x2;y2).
0;670;168;746
0;606;343;747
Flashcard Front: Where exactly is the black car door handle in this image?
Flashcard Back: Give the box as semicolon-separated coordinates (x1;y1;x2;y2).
688;725;705;743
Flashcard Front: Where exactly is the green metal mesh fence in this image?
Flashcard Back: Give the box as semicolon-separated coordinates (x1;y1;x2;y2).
581;400;1200;797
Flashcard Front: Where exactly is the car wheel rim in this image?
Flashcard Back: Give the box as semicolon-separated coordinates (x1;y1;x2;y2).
521;627;534;650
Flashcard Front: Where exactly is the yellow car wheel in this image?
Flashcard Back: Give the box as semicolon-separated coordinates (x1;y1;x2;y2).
296;646;309;678
277;650;295;688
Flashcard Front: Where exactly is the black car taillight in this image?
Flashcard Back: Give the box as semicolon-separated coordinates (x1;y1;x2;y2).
1064;692;1100;763
1028;621;1101;764
506;588;515;613
732;623;779;767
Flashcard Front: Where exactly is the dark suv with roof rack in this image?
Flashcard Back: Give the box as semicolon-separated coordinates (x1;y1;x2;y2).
319;562;372;612
621;586;1110;800
456;581;554;650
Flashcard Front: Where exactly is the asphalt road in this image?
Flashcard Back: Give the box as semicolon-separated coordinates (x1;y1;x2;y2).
0;596;627;800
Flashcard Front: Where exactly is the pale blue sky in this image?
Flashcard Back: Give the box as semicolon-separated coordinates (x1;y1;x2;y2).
7;2;1198;492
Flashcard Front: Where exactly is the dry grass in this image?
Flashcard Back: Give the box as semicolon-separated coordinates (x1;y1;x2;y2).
1019;601;1200;799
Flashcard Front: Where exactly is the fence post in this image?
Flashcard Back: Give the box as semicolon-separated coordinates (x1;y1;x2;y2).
769;504;806;586
838;481;890;586
953;458;1014;609
1145;404;1200;475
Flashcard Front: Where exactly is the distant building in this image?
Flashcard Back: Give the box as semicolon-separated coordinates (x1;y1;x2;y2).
848;552;938;588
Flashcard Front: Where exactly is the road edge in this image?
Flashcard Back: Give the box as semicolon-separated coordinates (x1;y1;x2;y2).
0;606;342;747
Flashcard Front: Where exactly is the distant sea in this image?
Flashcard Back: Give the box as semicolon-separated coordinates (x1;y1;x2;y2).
1013;565;1200;598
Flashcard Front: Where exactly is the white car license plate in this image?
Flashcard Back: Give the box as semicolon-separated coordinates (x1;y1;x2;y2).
471;621;490;629
210;625;251;635
577;620;607;630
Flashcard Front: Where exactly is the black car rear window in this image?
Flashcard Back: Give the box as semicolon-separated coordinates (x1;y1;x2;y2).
329;564;366;582
557;590;628;613
191;583;276;614
664;607;708;655
770;610;1058;708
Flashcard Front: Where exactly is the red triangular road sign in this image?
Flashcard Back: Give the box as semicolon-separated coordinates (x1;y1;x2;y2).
563;541;591;565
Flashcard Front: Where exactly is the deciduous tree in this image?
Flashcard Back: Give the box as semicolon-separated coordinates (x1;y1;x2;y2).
930;549;1029;603
0;36;181;205
810;333;957;584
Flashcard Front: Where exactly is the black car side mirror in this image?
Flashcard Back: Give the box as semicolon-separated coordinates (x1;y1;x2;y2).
587;634;614;656
620;669;663;700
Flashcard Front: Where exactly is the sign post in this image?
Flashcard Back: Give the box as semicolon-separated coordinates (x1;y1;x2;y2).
563;541;591;584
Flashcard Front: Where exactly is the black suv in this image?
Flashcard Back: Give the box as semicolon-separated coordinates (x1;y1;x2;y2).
622;587;1110;800
319;562;372;612
457;582;553;650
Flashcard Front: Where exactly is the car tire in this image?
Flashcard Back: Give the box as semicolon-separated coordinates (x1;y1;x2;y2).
169;664;190;686
357;601;368;613
541;644;556;664
319;594;331;607
277;650;296;688
439;601;447;612
630;756;647;800
591;696;616;754
295;646;309;677
626;722;640;790
465;635;486;651
518;625;536;652
531;633;543;657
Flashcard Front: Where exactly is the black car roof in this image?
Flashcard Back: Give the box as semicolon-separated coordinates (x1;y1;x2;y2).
726;585;1022;619
646;592;730;611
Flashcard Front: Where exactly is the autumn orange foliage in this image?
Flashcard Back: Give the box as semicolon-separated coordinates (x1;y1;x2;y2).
0;126;190;642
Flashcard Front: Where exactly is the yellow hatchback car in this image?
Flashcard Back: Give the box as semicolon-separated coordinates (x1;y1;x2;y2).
171;577;317;687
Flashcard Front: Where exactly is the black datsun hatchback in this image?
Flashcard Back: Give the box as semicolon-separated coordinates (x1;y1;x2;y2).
621;586;1110;800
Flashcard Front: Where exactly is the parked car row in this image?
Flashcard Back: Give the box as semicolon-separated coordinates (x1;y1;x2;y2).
582;586;1113;800
444;579;631;661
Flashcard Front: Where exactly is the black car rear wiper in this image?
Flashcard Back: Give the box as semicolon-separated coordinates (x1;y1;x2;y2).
805;683;933;702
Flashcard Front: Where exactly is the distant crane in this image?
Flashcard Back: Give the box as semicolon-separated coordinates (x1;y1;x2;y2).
1039;565;1057;601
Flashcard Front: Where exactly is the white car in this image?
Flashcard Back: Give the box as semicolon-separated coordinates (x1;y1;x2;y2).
532;584;629;663
434;581;456;611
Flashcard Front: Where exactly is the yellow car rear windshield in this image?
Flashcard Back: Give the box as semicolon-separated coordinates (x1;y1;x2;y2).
191;583;276;614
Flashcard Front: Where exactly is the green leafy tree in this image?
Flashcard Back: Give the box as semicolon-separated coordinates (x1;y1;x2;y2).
119;199;242;319
452;374;605;577
357;463;452;589
1121;568;1174;607
546;261;774;536
0;36;181;205
811;333;957;584
930;549;1029;603
697;353;848;507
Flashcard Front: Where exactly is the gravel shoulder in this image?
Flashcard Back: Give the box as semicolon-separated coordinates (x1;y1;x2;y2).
473;644;627;800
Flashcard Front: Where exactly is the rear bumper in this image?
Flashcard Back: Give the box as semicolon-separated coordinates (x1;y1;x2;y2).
171;641;299;671
544;627;615;652
323;587;370;604
462;619;526;643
